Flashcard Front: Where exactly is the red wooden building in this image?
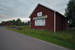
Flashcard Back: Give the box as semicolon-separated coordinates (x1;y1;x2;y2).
1;22;12;26
30;4;67;32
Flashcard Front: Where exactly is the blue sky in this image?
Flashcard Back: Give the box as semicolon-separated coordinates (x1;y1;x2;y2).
0;0;69;22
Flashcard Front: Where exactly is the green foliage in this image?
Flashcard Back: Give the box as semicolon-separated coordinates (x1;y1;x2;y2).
65;0;75;27
16;18;22;26
7;26;75;50
0;23;1;26
0;18;30;26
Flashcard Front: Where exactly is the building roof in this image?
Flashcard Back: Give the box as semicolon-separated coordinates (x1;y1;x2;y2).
30;3;65;18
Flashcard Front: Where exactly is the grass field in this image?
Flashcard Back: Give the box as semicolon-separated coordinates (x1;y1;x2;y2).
7;26;75;50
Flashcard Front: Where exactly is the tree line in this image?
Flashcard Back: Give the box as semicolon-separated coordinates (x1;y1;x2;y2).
0;18;30;26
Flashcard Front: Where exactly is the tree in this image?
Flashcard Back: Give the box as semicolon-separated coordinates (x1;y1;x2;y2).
65;0;75;27
0;18;29;26
12;20;16;25
16;18;22;26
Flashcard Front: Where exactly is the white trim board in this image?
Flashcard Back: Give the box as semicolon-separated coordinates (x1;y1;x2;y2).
54;11;56;32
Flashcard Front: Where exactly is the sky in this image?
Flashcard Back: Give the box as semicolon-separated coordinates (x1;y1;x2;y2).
0;0;69;23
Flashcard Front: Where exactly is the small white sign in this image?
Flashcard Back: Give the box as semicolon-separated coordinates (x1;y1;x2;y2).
35;19;45;26
37;12;42;17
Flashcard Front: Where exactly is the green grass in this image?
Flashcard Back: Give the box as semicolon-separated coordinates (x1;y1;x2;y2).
7;26;75;50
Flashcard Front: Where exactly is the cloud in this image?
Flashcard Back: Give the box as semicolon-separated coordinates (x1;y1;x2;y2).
0;15;30;23
0;0;69;22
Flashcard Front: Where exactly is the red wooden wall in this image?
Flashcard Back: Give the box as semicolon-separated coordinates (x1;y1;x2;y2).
30;4;67;32
30;4;54;32
56;12;67;31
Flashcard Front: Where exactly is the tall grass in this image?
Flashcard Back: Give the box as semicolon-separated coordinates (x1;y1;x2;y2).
7;26;75;50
